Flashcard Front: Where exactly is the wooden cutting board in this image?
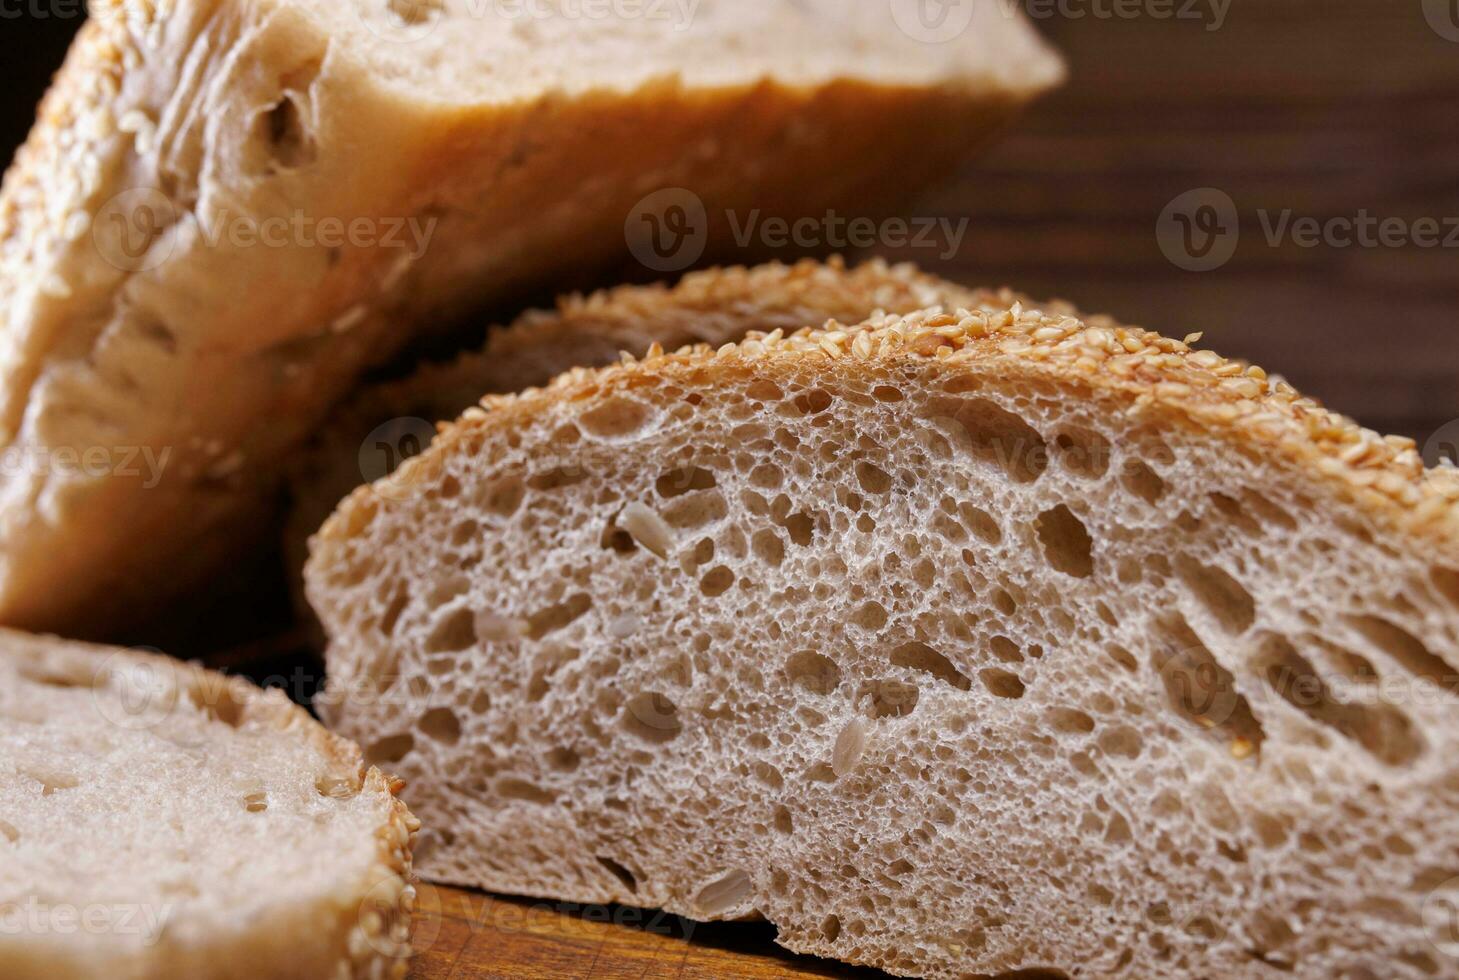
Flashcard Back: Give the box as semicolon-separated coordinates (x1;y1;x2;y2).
407;885;883;979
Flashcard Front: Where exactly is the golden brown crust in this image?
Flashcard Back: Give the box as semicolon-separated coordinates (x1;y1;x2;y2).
323;272;1457;561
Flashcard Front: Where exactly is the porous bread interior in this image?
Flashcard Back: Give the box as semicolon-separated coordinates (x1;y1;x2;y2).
314;0;1061;101
310;314;1459;978
0;632;413;980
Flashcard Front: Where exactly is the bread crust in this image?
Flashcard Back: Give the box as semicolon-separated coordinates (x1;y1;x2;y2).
0;629;418;980
322;281;1457;558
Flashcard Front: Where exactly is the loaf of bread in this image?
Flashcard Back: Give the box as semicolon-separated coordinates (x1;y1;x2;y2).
307;268;1459;978
0;628;417;979
285;258;1006;608
0;0;1061;635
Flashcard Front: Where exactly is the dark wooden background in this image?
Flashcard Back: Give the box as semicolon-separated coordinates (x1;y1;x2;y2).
2;3;1457;977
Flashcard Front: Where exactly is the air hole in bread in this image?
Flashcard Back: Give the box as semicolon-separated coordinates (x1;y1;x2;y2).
1105;644;1139;673
929;396;1048;484
1174;556;1256;634
426;607;478;653
376;590;409;641
890;642;970;691
254;93;316;172
783;512;815;547
242;791;269;813
851;601;888;631
1036;505;1094;578
419;707;463;746
753;761;784;790
315;774;359;799
656;466;718;498
751;529;785;566
528;467;588;492
1431;566;1459;610
1257;633;1424;766
1047;707;1096;735
580;396;653;439
1152;616;1265;757
188;675;247;728
1054;427;1111;479
365;732;415;765
696;869;753;916
525;593;591;640
699;566;735;597
496;778;555;805
622;693;682;744
479;474;525;518
856;462;893;495
596;856;638;893
0;819;18;844
872;385;904;402
545;747;580;772
990;636;1024;664
1121;460;1167;504
1208;493;1262;537
1097;726;1143;759
858;679;919;719
1346;615;1459;695
979;668;1026;700
387;0;443;27
773;806;794;834
793;389;834;416
785;651;840;695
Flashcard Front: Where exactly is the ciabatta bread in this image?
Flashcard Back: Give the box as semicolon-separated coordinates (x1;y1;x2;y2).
0;0;1060;635
285;259;998;608
0;630;417;979
308;286;1459;979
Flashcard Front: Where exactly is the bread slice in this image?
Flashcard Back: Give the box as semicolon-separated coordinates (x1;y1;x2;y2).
0;0;1060;636
0;629;418;979
285;258;1005;608
308;289;1459;978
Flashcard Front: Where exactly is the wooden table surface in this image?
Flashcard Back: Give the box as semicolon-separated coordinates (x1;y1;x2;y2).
407;886;883;980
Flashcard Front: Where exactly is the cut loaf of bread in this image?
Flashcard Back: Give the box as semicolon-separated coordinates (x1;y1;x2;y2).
0;629;418;980
0;0;1060;635
285;258;1000;609
308;271;1459;979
